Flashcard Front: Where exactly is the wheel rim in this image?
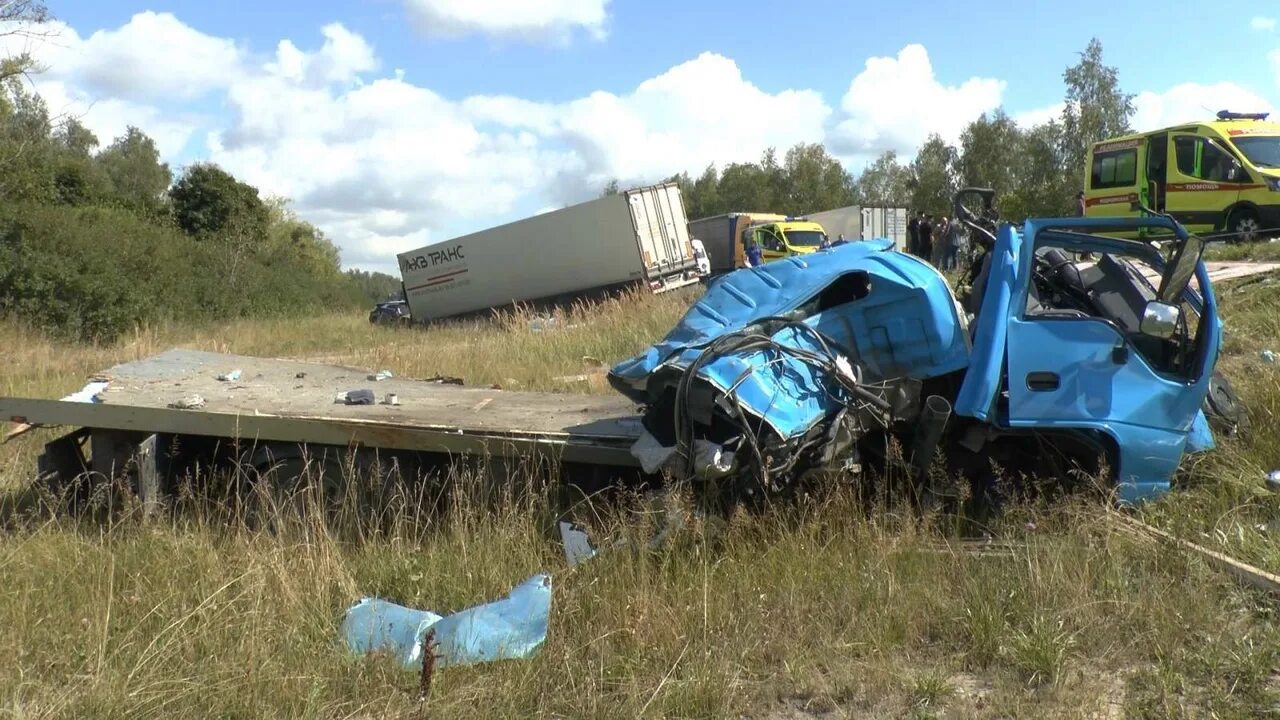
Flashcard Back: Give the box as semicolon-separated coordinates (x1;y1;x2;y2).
1234;214;1260;242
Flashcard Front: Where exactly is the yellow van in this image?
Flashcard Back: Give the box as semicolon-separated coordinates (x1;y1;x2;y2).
1083;111;1280;242
745;218;829;262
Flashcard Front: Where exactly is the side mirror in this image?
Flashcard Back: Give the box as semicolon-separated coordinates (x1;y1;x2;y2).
1140;300;1180;339
1227;160;1243;182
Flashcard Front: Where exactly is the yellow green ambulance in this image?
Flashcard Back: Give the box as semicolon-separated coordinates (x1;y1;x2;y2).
1083;111;1280;242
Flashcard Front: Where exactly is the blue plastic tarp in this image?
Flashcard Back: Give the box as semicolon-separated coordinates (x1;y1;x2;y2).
341;573;552;670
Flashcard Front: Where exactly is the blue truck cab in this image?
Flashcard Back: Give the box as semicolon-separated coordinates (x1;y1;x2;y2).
610;207;1225;507
956;215;1219;504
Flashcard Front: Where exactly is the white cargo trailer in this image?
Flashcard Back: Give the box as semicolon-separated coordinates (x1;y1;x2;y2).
398;183;700;322
804;205;909;249
805;205;861;243
861;207;908;248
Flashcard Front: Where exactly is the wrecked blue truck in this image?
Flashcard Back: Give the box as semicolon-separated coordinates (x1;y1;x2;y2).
609;198;1241;507
0;194;1246;516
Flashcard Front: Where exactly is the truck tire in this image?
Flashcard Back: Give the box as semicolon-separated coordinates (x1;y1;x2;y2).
1226;208;1261;244
1202;371;1249;438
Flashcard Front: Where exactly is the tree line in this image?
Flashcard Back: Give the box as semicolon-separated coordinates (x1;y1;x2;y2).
606;39;1134;225
0;3;401;341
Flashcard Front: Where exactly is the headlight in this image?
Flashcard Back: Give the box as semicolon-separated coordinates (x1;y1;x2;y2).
1268;178;1280;192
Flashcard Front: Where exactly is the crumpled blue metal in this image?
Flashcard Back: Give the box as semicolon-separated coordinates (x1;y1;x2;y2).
341;573;551;670
608;240;970;439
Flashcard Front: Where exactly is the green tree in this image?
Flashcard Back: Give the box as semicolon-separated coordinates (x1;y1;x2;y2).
717;161;775;212
97;126;171;216
1059;38;1134;196
169;163;268;239
907;135;959;216
780;142;854;214
958;111;1024;197
688;164;720;218
0;78;55;202
851;151;911;207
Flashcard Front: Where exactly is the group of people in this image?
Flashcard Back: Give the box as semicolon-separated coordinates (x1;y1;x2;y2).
906;211;966;271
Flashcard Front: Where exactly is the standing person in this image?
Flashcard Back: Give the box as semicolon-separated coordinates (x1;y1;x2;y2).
1076;191;1086;217
819;234;832;250
907;211;921;256
918;214;935;265
745;240;763;268
932;217;949;268
944;217;963;271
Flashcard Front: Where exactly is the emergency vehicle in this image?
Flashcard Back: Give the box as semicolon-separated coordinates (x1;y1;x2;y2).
1083;110;1280;242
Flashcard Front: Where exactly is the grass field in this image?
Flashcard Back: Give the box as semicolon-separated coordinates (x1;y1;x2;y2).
3;280;1280;719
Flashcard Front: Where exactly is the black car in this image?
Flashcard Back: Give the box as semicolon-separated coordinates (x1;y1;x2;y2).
369;300;411;325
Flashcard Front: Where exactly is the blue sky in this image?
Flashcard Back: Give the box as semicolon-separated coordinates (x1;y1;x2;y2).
28;1;1280;272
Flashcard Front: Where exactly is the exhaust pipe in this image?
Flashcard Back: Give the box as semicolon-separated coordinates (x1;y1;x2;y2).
911;395;952;486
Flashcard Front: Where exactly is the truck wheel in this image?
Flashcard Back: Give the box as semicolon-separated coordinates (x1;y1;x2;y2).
1202;371;1249;438
1227;208;1261;244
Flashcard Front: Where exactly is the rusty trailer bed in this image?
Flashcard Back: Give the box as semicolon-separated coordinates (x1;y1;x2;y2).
0;349;646;467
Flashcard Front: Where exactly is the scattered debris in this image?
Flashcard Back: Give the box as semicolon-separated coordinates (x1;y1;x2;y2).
1267;470;1280;493
63;380;110;404
1263;350;1277;364
295;372;307;379
558;521;598;567
383;393;400;406
582;356;604;368
169;394;206;410
419;375;464;385
529;317;560;332
335;389;375;405
342;573;552;670
368;370;394;382
216;369;242;382
553;374;592;384
472;398;493;412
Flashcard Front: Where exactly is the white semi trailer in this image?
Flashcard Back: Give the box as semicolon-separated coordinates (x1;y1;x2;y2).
398;183;702;322
805;205;908;248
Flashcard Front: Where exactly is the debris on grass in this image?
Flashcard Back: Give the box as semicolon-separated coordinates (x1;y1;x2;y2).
368;370;393;381
335;389;375;405
342;573;552;670
216;369;242;382
168;394;206;410
558;521;597;567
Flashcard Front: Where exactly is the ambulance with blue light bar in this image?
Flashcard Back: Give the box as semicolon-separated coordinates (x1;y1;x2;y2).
1084;110;1280;242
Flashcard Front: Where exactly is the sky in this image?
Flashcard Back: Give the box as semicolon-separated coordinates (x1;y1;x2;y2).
9;0;1280;274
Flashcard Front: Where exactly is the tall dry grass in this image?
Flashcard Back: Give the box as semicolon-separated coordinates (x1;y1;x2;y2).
1;278;1280;717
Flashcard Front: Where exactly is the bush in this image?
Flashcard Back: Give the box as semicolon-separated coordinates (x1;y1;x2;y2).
0;203;364;342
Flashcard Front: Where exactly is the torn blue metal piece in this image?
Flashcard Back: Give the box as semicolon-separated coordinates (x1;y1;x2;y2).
341;573;552;670
1185;410;1216;454
609;240;970;439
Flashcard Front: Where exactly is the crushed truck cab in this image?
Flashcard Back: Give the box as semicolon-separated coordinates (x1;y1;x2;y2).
610;213;1224;506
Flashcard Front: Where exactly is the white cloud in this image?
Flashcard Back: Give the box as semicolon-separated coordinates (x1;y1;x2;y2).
24;12;242;101
550;52;830;197
1271;49;1280;89
1012;102;1064;129
1251;16;1276;31
401;0;610;41
266;23;377;85
830;44;1005;161
1133;82;1275;131
210;50;825;269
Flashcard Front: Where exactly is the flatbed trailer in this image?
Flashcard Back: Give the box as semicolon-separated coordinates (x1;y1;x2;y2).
1;350;649;510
